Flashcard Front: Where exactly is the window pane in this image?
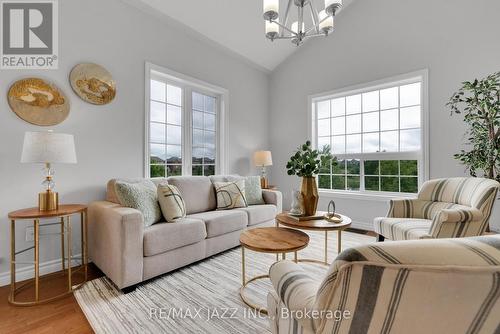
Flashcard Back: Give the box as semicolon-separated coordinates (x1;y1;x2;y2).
380;160;399;175
167;105;181;125
380;131;398;152
204;165;215;176
400;129;420;151
193;129;204;146
362;91;379;112
150;123;165;143
205;96;215;113
346;134;361;153
192;165;203;175
400;106;420;129
401;177;418;193
318;175;331;189
363;133;379;153
204;112;216;130
363;112;379;132
167;85;182;106
332;98;345;117
347;159;360;174
205;131;216;149
365;176;379;191
347;176;360;190
150;144;165;163
167;165;182;176
319;159;331;174
400;82;420;107
380;108;398;131
346;94;361;114
167;125;181;145
364;160;379;175
317;100;330;119
151;80;166;102
204;147;215;164
381;177;399;192
346;114;361;134
333;159;345;174
332;136;345;154
331;117;345;135
332;175;345;190
166;145;182;163
193;92;204;110
151;101;166;123
150;165;165;177
380;87;398;110
193;111;203;129
318;118;330;136
192;147;203;164
400;160;418;176
318;136;330;151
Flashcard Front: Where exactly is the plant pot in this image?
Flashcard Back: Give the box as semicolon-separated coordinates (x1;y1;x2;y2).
301;176;318;216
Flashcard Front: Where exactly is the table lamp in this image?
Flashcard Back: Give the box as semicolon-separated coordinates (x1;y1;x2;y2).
254;150;272;189
21;131;77;211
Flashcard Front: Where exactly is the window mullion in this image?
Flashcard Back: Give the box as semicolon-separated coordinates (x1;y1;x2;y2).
184;87;193;176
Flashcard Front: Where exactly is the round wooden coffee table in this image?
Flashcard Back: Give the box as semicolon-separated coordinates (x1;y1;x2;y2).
239;227;309;314
276;211;351;266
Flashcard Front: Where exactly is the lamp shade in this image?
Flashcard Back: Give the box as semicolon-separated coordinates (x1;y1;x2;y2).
21;131;77;164
254;151;273;167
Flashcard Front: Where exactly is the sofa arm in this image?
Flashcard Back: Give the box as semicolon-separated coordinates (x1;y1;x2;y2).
263;189;283;213
269;260;317;333
88;201;144;289
429;207;483;238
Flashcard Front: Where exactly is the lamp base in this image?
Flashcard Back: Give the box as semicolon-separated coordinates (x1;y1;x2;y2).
260;177;269;189
39;190;58;211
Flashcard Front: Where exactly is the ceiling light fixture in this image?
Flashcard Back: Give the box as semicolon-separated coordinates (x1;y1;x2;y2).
263;0;342;46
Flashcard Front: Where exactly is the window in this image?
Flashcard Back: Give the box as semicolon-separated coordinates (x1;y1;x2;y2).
146;63;227;178
312;71;427;195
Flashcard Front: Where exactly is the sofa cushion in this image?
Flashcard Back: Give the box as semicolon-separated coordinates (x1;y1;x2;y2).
373;217;432;240
143;218;206;256
107;178;168;204
167;176;216;214
236;204;277;226
187;210;247;238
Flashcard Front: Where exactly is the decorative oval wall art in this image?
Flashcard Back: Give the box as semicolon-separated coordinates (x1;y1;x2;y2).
69;63;116;105
8;78;70;126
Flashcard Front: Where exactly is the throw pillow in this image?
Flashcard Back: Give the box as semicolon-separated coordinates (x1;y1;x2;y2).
214;180;248;209
114;179;162;227
245;176;265;205
157;183;186;222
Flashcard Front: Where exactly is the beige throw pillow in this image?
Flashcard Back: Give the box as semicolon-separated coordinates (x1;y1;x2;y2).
214;180;248;210
157;184;186;222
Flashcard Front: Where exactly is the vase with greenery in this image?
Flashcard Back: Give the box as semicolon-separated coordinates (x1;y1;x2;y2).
286;140;335;216
447;71;500;181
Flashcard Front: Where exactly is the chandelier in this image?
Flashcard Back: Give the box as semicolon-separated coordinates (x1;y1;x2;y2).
263;0;342;46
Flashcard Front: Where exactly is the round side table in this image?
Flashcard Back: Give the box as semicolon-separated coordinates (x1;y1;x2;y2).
7;204;88;306
239;227;309;314
276;211;352;266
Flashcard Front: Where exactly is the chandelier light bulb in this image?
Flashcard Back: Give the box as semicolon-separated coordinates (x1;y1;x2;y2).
325;0;342;16
265;21;279;40
319;10;334;34
263;0;279;20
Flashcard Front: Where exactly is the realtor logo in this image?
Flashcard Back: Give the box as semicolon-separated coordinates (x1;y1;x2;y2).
1;0;58;69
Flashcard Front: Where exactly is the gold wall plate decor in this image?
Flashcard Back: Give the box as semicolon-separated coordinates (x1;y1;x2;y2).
8;78;70;126
70;63;116;105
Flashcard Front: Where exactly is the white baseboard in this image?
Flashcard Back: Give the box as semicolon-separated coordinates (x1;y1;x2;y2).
350;220;373;231
0;254;83;287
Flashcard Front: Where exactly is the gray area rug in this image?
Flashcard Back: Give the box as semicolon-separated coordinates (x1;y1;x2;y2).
75;230;374;334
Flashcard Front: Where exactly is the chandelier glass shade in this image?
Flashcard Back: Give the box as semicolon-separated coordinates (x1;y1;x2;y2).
263;0;342;46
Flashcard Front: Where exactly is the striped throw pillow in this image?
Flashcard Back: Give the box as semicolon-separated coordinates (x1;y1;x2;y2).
214;180;248;210
157;184;186;222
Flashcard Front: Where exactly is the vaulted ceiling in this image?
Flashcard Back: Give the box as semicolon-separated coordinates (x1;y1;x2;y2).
129;0;352;72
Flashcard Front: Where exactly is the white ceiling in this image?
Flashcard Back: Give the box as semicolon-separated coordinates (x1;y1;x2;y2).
130;0;352;72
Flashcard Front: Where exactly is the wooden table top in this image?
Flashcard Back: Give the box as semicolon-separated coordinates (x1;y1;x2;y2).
276;211;352;231
8;204;87;220
240;227;309;253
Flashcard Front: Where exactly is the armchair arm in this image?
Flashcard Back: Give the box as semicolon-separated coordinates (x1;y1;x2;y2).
88;201;144;289
429;207;483;238
263;189;283;213
269;260;317;333
387;198;421;218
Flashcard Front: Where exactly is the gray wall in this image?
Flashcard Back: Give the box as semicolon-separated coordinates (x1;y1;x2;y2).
0;0;269;281
269;0;500;229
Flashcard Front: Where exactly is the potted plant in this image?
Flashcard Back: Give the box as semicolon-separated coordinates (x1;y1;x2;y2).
447;71;500;231
286;141;335;216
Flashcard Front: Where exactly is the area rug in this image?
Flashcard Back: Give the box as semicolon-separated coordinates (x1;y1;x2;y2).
75;230;374;334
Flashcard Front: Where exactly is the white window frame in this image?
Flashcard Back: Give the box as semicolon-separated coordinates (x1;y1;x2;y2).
308;69;429;201
144;62;229;177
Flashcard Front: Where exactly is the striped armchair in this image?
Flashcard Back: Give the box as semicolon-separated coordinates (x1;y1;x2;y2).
267;235;500;334
374;177;499;241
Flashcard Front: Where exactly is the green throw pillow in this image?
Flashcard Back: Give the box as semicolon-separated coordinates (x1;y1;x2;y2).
114;180;162;227
245;176;265;205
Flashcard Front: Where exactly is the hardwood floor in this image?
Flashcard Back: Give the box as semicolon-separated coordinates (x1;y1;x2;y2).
0;264;103;334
